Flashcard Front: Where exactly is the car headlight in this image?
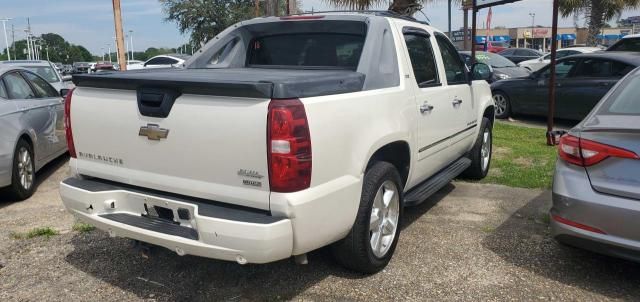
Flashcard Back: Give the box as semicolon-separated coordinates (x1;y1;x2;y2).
494;73;511;80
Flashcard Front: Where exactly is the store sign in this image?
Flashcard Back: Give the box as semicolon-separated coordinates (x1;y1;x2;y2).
452;30;472;42
474;0;523;9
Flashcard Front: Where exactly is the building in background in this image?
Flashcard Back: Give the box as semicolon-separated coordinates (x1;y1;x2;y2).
452;26;633;51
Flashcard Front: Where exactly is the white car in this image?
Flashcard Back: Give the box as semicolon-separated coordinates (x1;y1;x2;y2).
60;13;495;273
518;47;601;71
126;54;190;70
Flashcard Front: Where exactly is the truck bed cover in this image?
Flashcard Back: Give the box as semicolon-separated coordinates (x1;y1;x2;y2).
72;68;366;99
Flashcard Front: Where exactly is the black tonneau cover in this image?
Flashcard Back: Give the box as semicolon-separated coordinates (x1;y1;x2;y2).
72;68;366;99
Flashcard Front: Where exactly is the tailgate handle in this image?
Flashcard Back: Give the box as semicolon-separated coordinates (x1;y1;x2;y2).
137;87;181;118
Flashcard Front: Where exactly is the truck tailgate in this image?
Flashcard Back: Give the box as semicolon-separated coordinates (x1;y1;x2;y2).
71;87;271;210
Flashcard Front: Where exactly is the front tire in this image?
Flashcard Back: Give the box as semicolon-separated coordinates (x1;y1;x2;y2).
492;91;511;119
9;139;36;200
461;118;492;180
332;162;403;274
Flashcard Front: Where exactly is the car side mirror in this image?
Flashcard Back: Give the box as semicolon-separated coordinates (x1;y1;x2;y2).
471;63;493;81
60;89;70;98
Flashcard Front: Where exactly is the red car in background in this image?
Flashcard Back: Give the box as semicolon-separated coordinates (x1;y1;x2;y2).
475;41;510;53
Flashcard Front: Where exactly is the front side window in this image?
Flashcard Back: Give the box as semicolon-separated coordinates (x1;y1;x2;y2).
3;72;36;99
608;38;640;51
541;59;578;79
145;57;168;66
574;59;613;78
0;81;7;99
247;33;365;69
403;33;439;87
436;35;467;84
22;71;59;98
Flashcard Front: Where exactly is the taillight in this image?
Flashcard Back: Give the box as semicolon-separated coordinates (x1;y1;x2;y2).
64;88;76;158
267;99;312;193
558;134;639;167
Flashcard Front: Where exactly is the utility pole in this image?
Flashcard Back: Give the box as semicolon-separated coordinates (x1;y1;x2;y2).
463;1;470;50
1;18;11;60
25;30;31;60
447;0;452;38
546;0;560;145
255;0;260;17
107;44;112;62
11;24;16;59
112;0;127;70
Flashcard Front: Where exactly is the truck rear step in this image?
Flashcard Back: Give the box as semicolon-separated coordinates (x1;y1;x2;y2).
100;213;199;240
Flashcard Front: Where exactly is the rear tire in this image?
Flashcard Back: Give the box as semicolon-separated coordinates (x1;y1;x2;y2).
9;139;36;201
492;91;511;119
461;118;492;180
332;161;403;274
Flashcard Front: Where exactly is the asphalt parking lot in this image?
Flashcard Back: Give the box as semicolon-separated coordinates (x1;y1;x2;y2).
1;156;640;301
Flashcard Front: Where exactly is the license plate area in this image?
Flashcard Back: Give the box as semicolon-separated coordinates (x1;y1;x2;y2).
144;204;176;222
131;194;197;230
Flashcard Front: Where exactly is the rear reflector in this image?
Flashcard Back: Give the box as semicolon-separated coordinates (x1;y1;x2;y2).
267;99;312;193
552;215;606;234
64;88;77;158
558;134;639;167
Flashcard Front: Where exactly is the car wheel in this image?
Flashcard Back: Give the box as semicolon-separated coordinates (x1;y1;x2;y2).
492;91;511;119
461;118;493;180
332;161;403;274
9;139;36;200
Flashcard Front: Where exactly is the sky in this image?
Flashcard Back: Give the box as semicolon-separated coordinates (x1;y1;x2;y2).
3;0;640;56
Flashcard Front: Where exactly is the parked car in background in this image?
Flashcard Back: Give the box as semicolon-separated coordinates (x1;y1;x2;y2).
552;66;640;262
607;34;640;51
72;62;90;74
460;51;530;83
491;52;639;120
61;64;73;75
518;47;601;72
87;62;97;73
127;54;190;70
0;66;69;200
475;40;510;53
94;61;115;73
1;60;71;91
126;60;144;66
59;13;496;273
498;48;543;64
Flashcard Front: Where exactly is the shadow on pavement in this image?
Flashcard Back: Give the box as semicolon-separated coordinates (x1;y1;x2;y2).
482;190;640;299
0;153;69;207
499;114;578;131
64;183;453;301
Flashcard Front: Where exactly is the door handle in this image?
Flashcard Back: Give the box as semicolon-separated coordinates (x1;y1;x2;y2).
420;103;434;114
452;98;463;106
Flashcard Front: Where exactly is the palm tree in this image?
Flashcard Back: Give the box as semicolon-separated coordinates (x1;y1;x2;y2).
560;0;640;46
325;0;461;18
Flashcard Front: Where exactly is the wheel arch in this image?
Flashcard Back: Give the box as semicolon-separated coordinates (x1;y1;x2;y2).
364;141;411;187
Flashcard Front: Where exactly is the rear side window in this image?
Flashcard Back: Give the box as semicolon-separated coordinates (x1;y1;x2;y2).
598;74;640;115
22;71;59;98
3;72;36;99
247;33;365;69
0;81;7;98
403;33;439;87
608;38;640;51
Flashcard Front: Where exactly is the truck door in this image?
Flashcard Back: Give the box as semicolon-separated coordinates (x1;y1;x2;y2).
399;26;458;186
434;34;475;158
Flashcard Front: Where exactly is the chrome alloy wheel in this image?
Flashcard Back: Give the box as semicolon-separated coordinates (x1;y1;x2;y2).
493;94;507;116
481;128;492;172
17;147;34;190
369;180;400;258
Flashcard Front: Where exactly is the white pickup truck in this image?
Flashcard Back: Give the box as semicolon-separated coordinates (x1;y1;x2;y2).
60;12;495;273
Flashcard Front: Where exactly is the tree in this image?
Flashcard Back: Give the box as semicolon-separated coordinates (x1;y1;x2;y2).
560;0;640;46
159;0;255;47
326;0;460;17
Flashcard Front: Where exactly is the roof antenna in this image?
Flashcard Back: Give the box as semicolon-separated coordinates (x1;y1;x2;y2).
417;9;430;23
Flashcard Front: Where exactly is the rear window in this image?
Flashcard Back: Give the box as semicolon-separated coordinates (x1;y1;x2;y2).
608;38;640;52
598;74;640;115
22;66;59;83
247;33;365;69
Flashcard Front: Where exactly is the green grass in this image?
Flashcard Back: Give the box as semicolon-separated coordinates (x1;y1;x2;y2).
72;222;95;233
25;227;59;239
479;122;558;189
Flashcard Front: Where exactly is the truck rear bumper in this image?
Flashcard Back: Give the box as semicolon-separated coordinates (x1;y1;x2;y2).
59;177;293;264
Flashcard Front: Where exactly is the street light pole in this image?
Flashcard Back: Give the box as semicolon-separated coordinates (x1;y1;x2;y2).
529;12;535;49
0;18;11;60
129;30;134;61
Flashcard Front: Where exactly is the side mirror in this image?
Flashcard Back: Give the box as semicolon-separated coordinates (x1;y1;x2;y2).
60;89;70;98
471;63;493;81
62;75;72;82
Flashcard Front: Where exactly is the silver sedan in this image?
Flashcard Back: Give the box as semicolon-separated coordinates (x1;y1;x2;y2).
551;66;640;261
0;66;68;200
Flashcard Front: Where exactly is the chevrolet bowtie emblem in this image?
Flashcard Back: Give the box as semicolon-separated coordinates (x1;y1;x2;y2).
139;124;169;141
